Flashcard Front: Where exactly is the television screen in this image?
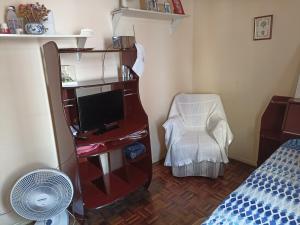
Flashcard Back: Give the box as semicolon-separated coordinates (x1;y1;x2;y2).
77;90;124;132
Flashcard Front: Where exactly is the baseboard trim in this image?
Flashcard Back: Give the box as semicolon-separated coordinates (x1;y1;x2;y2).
229;154;257;167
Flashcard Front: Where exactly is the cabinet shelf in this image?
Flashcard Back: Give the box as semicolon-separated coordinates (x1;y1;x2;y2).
62;77;137;89
58;48;122;53
112;8;190;33
82;165;148;209
78;160;103;181
76;120;148;158
126;153;147;163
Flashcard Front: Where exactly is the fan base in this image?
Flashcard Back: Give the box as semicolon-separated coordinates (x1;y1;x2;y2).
35;210;69;225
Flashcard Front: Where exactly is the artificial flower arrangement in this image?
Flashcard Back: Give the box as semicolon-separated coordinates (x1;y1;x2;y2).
17;2;50;34
18;2;50;24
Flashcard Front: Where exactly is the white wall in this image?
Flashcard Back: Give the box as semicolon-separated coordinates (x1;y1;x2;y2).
0;0;194;224
193;0;300;166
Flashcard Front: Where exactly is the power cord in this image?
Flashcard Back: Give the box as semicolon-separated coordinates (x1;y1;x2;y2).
0;206;78;224
0;209;28;225
13;220;28;225
55;151;76;170
0;209;12;216
68;209;77;225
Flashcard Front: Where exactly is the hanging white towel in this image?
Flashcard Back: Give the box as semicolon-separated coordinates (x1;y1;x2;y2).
132;43;145;77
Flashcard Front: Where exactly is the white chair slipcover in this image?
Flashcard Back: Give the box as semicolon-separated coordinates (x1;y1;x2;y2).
163;94;233;178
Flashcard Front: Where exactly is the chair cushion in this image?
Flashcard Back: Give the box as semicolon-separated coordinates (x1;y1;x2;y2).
171;130;223;166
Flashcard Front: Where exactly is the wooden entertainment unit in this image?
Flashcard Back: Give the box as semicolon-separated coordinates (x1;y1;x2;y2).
258;95;300;166
42;42;152;215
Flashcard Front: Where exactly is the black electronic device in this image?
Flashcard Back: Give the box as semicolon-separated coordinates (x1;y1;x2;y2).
77;90;124;133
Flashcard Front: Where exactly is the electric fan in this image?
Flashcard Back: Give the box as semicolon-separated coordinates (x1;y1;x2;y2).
10;169;73;225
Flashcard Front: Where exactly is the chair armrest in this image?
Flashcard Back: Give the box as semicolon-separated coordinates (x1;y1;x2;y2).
163;116;186;149
207;115;233;156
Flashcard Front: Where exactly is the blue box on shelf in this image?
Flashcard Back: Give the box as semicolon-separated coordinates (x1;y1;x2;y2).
124;142;145;160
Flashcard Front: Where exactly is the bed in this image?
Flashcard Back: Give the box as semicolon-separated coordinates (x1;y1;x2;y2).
203;139;300;225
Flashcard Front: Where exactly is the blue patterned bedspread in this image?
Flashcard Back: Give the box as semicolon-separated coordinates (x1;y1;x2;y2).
203;139;300;225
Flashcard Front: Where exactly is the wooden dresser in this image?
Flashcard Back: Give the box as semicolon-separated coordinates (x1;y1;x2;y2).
258;96;300;166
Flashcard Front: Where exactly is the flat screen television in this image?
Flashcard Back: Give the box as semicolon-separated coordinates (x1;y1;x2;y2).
77;90;124;133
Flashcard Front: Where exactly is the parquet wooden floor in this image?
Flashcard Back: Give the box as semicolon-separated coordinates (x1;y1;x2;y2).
81;160;254;225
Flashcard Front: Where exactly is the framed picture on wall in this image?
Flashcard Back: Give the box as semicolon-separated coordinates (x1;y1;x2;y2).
253;15;273;40
172;0;185;14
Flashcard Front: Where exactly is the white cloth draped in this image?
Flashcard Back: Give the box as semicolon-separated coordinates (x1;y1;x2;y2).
164;94;233;167
132;43;145;77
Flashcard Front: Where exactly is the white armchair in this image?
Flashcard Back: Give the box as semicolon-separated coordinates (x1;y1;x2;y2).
163;94;233;178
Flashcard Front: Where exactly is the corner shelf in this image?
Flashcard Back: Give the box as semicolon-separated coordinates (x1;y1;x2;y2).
112;8;190;34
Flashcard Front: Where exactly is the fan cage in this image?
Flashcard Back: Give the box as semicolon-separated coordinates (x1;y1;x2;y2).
10;169;73;221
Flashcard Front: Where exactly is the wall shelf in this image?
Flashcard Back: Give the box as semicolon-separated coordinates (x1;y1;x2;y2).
0;34;91;38
112;8;190;34
0;34;92;49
